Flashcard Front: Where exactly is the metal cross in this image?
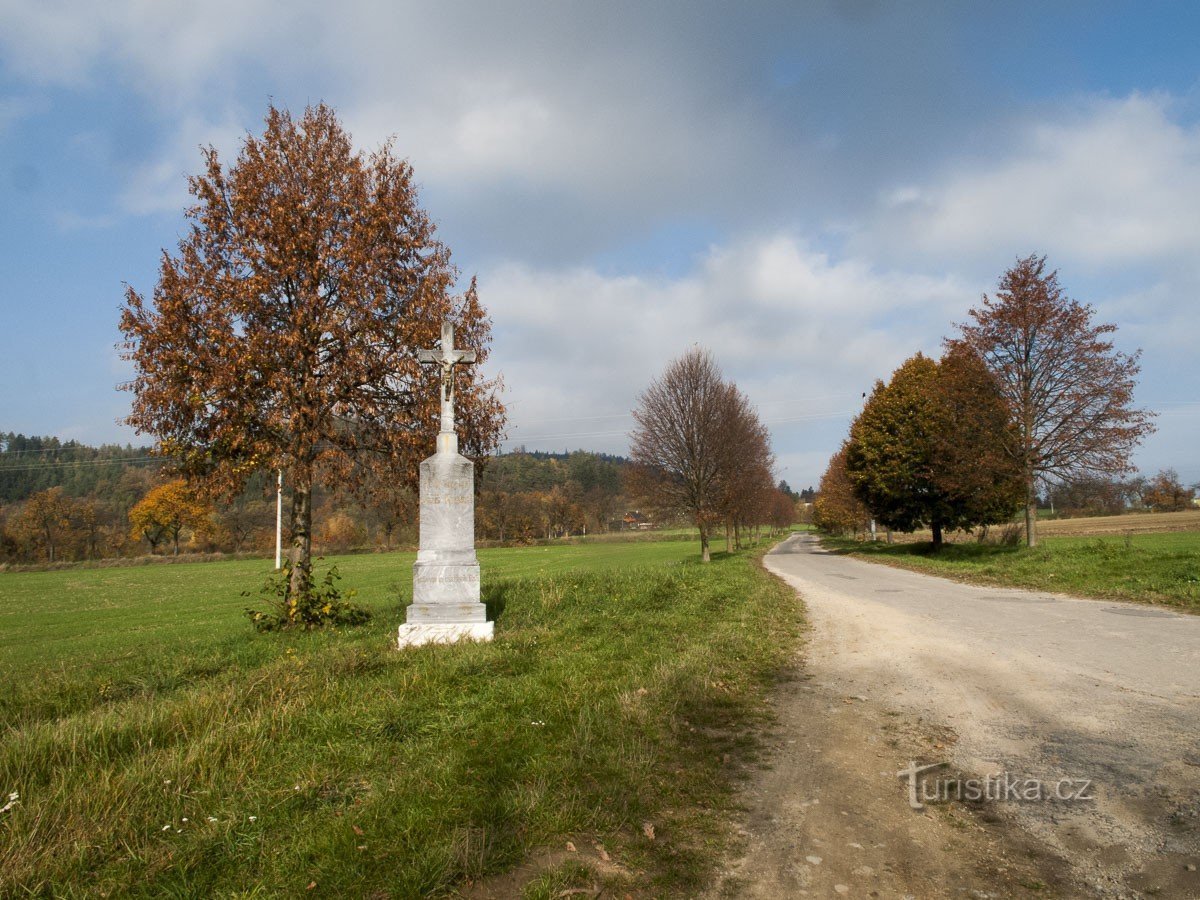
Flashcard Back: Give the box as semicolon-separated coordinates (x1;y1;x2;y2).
417;321;476;434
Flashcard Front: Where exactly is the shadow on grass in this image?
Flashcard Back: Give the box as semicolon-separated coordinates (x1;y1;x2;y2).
482;579;511;623
823;538;1026;561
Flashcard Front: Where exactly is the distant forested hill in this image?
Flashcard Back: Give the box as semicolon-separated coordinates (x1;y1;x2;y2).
0;434;642;563
481;448;627;493
0;433;158;503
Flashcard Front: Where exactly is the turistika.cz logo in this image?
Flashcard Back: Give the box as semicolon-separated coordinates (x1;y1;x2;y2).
897;761;1096;811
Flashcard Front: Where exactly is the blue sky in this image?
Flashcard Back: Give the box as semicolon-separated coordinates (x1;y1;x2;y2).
1;1;1198;488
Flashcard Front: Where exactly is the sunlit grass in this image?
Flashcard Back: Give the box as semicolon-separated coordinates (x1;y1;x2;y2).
824;531;1200;609
0;540;801;896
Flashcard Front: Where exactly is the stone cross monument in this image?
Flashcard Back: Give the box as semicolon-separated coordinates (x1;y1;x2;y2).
396;321;494;648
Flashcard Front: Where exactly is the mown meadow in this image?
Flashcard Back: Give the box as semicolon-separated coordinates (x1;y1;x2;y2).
824;530;1200;609
0;539;801;897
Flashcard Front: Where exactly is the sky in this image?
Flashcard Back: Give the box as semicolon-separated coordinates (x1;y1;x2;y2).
1;0;1198;489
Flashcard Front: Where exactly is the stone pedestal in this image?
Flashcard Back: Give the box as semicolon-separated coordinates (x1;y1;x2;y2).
397;433;493;648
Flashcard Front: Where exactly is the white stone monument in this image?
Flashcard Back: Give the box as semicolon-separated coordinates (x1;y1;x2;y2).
397;321;494;648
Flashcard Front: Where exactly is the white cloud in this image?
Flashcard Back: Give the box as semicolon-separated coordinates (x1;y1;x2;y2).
0;0;276;94
3;2;1197;480
480;234;972;464
0;1;795;243
117;112;247;215
861;93;1200;270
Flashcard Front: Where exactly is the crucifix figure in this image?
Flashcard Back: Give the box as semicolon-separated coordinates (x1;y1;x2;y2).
417;320;476;438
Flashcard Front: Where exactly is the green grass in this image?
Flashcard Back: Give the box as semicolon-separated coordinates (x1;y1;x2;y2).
0;539;801;897
0;541;694;673
823;531;1200;609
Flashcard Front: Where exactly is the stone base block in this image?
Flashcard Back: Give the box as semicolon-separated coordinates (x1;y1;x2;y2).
412;561;481;608
396;621;494;648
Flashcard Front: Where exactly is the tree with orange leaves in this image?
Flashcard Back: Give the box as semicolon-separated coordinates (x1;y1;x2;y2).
128;479;211;555
120;103;504;600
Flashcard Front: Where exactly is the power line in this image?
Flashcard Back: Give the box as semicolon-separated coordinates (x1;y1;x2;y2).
0;445;148;456
0;456;161;473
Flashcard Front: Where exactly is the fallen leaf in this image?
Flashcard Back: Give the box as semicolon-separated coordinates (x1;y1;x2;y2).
352;825;364;836
565;841;577;852
642;821;655;841
306;882;317;890
596;844;611;861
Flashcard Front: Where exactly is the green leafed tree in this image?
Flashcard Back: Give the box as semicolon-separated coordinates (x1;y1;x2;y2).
845;351;1023;549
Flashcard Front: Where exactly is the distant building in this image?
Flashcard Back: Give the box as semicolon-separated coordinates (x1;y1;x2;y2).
621;510;653;530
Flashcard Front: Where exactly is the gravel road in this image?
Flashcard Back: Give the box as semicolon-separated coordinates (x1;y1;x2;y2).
759;533;1200;898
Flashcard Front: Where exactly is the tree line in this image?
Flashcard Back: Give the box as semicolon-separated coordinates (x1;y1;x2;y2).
814;255;1168;548
0;442;663;565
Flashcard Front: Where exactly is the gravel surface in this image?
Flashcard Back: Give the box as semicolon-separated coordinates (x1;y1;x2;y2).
713;534;1200;898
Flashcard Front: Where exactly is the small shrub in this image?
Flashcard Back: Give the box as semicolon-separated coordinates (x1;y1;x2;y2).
243;560;371;631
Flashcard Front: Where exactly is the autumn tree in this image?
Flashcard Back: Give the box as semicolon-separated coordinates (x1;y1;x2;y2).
630;348;734;562
75;499;102;560
364;482;417;550
14;487;76;562
951;255;1154;546
129;480;211;555
766;488;797;533
119;103;504;603
1048;476;1136;517
813;444;869;536
1141;468;1191;512
715;385;774;550
845;352;1023;549
930;346;1027;527
214;498;275;552
317;510;368;550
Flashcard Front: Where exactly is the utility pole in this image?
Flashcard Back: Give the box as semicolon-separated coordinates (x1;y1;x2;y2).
275;469;283;571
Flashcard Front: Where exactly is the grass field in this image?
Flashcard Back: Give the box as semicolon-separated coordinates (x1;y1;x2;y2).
877;508;1200;544
0;538;801;897
1038;508;1200;536
823;530;1200;609
0;541;694;673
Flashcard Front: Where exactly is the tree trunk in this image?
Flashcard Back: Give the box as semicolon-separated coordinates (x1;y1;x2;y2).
288;470;313;605
699;522;711;563
931;518;943;550
725;521;732;554
1025;475;1038;548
